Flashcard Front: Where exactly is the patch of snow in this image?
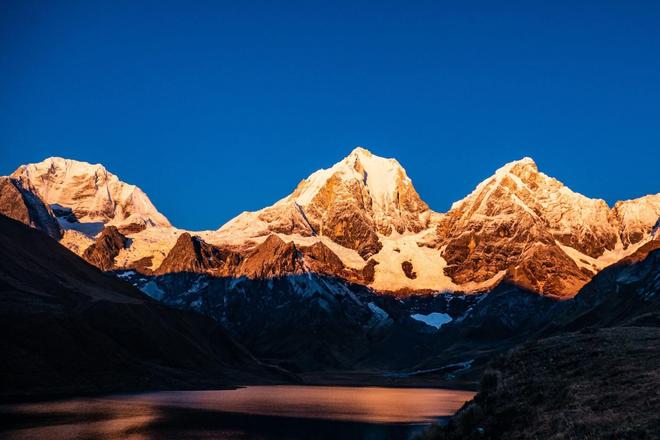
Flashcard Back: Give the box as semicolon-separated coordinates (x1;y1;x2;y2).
557;236;656;273
368;302;389;321
444;359;474;371
116;270;136;279
229;277;245;289
317;298;331;312
292;147;407;211
141;280;165;300
369;231;500;293
114;226;183;271
57;217;105;237
187;277;209;294
370;230;458;292
411;312;452;329
556;241;602;272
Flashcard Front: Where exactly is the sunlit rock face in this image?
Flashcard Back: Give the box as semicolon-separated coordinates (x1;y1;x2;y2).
153;232;377;285
155;232;242;276
217;147;431;259
81;226;128;271
432;158;659;297
435;158;601;297
211;151;658;297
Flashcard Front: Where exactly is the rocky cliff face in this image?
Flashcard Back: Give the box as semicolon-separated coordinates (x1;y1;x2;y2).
0;177;62;240
155;232;242;276
153;232;377;285
435;159;600;296
81;226;128;270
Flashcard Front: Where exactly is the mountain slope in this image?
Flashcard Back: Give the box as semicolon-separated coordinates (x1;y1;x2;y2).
121;268;451;371
422;327;660;440
422;244;660;439
0;214;287;400
554;240;660;330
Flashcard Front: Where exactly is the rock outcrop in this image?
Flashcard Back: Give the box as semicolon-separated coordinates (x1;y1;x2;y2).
153;232;377;284
155;232;242;276
81;226;128;270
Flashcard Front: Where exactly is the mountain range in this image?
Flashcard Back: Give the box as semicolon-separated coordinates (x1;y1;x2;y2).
4;148;658;295
1;148;659;374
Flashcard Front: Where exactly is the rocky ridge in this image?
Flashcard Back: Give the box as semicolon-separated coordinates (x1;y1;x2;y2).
81;226;128;271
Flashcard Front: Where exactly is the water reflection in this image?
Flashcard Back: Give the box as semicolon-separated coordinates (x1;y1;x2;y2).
0;386;475;440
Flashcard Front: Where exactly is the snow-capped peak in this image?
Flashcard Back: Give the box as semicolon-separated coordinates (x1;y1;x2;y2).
495;156;537;173
290;147;415;211
349;145;375;157
10;157;171;234
450;156;540;211
448;158;659;258
213;147;431;259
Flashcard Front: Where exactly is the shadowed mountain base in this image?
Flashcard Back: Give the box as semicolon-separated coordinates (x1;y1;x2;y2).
0;214;292;401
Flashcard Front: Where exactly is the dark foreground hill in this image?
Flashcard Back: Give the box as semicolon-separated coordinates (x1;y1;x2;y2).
0;214;289;401
421;246;660;439
421;326;660;440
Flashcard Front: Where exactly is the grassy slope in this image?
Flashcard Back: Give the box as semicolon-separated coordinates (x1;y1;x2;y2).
421;326;660;440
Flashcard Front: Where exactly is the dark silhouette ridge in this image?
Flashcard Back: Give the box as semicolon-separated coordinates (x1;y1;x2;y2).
0;214;293;401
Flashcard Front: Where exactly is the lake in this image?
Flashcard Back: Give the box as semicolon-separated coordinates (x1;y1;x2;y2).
0;385;475;439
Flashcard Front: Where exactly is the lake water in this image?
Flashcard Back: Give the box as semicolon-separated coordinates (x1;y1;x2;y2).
0;385;475;439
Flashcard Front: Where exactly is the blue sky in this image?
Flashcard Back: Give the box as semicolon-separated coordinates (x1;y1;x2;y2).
2;1;659;230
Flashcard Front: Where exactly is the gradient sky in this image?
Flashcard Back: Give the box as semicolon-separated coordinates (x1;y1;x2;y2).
2;1;659;230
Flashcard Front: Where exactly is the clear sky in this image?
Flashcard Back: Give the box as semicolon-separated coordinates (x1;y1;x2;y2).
2;1;659;230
